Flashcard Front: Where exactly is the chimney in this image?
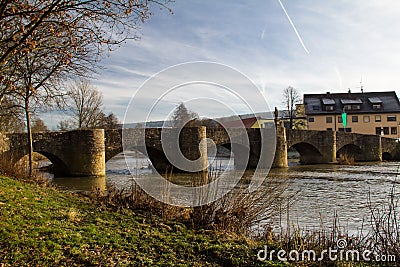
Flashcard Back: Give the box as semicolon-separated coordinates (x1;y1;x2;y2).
348;88;351;94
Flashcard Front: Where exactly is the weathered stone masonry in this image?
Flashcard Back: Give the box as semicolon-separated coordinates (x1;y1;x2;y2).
1;126;399;177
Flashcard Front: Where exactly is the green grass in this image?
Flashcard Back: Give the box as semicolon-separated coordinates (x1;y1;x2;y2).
1;176;389;266
0;176;285;267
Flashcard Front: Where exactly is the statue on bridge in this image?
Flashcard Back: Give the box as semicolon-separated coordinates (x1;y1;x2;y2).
274;107;279;126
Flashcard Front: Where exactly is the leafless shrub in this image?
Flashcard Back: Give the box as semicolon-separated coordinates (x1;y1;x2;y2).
191;175;294;235
338;152;355;165
90;171;293;235
0;152;49;185
367;184;400;260
90;183;192;223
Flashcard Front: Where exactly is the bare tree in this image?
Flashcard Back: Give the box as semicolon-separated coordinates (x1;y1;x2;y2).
6;37;68;176
0;97;25;132
0;0;170;176
282;86;301;129
99;112;120;129
0;115;25;133
68;78;104;129
57;119;73;131
171;103;199;128
0;1;170;96
31;117;48;132
0;0;170;116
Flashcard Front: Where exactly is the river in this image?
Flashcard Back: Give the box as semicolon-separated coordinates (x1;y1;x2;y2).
47;152;400;234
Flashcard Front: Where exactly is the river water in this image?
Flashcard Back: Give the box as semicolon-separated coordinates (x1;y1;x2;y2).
48;153;400;234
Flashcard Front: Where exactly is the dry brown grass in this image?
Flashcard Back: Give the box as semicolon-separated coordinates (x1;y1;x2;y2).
0;153;49;185
90;171;293;236
367;184;400;261
338;152;355;165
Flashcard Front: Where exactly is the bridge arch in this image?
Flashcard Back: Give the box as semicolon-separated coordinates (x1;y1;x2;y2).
336;144;364;162
382;152;393;161
106;149;152;176
218;142;253;169
13;150;69;177
288;142;324;164
106;145;172;173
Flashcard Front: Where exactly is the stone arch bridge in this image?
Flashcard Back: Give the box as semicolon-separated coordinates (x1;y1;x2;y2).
274;129;400;167
0;127;399;177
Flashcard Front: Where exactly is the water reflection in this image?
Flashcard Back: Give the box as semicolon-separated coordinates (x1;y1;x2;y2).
52;176;107;192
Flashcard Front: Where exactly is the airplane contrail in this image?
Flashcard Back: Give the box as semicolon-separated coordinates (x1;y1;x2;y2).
277;0;310;54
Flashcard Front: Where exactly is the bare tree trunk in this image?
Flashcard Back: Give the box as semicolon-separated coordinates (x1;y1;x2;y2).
24;100;33;177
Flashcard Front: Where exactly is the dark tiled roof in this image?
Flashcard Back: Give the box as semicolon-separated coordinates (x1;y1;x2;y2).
223;117;258;128
304;91;400;115
368;97;382;104
340;99;362;104
322;98;335;105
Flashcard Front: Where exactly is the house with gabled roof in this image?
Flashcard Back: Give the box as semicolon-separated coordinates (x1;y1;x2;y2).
222;116;272;128
303;91;400;138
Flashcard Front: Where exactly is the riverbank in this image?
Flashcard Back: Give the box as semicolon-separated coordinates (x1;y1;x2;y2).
0;176;283;266
1;175;396;266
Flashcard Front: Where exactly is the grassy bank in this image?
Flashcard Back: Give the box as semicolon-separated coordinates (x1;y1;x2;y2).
1;176;396;266
0;176;285;267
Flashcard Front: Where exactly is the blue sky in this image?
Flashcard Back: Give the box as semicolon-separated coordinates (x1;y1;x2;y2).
43;0;400;127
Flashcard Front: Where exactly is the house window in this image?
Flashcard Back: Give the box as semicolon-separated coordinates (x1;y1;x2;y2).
352;104;361;110
363;116;370;123
352;116;358;123
308;117;315;122
375;115;381;122
327;128;333;131
383;127;389;135
325;105;334;111
326;117;332;123
344;105;352;111
312;105;319;110
339;128;351;132
387;115;397;122
373;104;381;110
338;117;343;123
376;127;382;135
391;127;397;135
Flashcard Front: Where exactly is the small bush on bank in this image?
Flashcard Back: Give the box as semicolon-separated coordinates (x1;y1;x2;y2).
367;184;400;262
90;171;293;237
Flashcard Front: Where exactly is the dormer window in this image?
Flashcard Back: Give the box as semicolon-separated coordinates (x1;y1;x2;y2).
340;99;362;111
322;98;335;111
372;104;381;110
325;105;334;111
368;97;382;110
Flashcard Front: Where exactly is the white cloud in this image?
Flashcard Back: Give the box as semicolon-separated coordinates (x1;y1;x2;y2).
54;0;400;125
